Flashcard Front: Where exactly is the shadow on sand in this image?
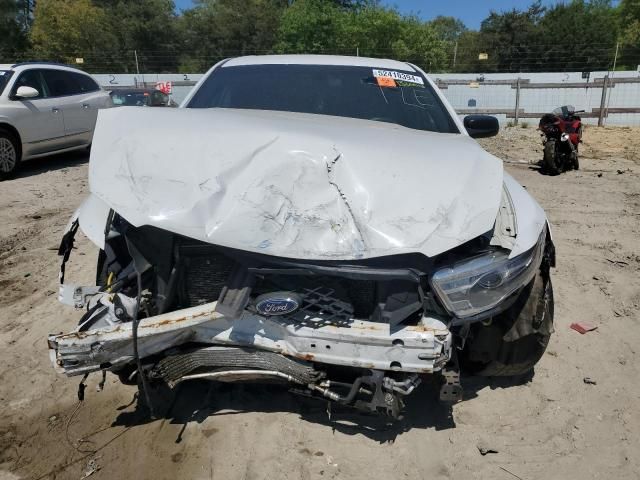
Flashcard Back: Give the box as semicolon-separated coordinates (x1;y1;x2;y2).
111;370;534;443
14;149;89;180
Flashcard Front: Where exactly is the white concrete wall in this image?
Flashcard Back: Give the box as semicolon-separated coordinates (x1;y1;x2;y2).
93;73;204;105
432;70;640;126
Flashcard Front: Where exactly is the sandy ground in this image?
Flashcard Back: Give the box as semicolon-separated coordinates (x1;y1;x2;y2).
0;125;639;480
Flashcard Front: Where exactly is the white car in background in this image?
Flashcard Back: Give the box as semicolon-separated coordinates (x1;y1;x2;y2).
0;62;111;179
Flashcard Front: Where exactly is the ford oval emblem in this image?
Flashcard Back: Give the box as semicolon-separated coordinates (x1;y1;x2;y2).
255;292;301;316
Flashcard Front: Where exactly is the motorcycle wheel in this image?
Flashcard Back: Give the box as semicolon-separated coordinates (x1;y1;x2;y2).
573;153;580;170
543;139;560;175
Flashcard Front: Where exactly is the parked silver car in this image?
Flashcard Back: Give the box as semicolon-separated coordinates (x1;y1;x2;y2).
0;62;111;179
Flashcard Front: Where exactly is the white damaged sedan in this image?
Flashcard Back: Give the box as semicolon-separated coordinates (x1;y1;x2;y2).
49;56;555;418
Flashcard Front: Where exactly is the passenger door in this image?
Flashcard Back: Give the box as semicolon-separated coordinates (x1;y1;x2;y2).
69;72;103;133
41;70;100;145
8;69;67;153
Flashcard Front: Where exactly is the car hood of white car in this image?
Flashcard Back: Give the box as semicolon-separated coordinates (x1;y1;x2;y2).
88;107;504;260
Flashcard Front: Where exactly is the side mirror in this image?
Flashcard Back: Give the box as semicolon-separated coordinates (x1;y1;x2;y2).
464;115;499;138
15;86;40;99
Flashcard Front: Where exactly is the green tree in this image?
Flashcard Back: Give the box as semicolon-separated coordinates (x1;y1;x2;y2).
179;0;287;71
95;0;179;72
618;0;640;69
452;0;620;73
275;0;448;71
450;29;483;72
0;0;30;61
30;0;117;70
275;0;344;53
474;1;545;72
429;15;467;43
391;16;448;71
536;0;620;72
338;3;405;55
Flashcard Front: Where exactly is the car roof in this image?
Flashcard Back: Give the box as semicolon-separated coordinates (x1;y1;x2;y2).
223;54;417;72
3;62;94;75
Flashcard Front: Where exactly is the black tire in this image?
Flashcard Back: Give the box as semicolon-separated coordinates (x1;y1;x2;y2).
573;154;580;170
543;139;560;175
0;128;21;180
462;271;554;377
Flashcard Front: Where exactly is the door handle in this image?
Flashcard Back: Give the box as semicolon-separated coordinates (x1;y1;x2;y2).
82;103;90;109
52;107;60;113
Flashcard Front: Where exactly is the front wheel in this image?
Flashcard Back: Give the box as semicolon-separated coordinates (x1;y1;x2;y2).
0;129;21;181
543;139;560;175
461;271;554;377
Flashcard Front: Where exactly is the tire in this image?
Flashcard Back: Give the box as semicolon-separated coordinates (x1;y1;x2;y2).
462;271;554;377
0;128;21;180
573;154;580;170
543;139;560;175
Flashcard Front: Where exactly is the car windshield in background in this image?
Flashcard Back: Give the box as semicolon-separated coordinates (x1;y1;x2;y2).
111;91;150;106
187;64;459;133
0;71;12;95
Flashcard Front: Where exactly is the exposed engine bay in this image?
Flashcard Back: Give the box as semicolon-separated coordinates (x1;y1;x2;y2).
50;204;554;418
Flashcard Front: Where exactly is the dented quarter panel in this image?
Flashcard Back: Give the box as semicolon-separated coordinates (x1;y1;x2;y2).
87;107;504;260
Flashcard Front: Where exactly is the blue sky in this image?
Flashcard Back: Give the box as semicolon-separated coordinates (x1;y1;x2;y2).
173;1;619;29
379;0;571;29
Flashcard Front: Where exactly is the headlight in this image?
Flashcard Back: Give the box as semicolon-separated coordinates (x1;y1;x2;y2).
430;229;545;319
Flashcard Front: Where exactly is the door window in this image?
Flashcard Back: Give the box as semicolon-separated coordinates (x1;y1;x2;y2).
41;70;81;97
0;70;14;95
71;72;100;93
11;69;47;99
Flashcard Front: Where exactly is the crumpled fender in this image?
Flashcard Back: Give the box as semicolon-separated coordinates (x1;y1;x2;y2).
63;193;111;250
503;172;548;258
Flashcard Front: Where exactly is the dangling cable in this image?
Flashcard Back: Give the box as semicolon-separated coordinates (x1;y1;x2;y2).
132;270;156;418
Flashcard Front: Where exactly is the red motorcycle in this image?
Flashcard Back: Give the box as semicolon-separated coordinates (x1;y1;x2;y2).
538;105;583;175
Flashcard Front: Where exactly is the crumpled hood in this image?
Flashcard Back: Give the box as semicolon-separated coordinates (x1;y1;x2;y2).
89;107;503;259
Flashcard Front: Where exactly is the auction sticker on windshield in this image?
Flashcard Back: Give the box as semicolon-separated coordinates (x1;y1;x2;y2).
376;76;396;87
372;69;424;85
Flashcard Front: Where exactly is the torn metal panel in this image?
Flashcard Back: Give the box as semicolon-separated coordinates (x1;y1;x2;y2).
58;284;101;308
49;300;452;377
490;184;518;250
63;193;111;250
502;172;547;258
88;107;503;259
